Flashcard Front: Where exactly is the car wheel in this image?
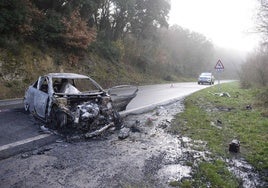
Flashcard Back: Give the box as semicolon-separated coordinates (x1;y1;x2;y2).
50;106;67;129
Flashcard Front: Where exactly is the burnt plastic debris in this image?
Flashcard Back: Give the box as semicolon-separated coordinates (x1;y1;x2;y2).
229;139;240;153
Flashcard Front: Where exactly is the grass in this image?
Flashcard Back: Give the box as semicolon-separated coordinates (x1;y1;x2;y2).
170;81;268;186
192;160;240;188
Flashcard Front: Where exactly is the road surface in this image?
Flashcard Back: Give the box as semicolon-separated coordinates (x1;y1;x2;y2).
126;82;212;110
0;82;216;159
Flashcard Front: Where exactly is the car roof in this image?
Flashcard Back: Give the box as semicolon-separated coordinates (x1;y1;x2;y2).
200;72;212;75
45;73;90;79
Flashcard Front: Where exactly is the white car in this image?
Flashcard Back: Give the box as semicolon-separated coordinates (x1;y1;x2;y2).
24;73;138;134
198;72;215;85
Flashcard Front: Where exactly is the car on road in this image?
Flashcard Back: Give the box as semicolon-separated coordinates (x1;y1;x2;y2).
23;73;138;135
198;72;215;85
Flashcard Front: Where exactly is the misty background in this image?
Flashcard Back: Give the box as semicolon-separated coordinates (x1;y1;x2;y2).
0;0;267;98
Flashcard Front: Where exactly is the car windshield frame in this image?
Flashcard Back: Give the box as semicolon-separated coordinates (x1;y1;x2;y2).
46;73;105;95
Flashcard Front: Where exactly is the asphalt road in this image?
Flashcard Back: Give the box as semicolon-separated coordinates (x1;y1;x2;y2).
127;82;211;109
0;82;216;159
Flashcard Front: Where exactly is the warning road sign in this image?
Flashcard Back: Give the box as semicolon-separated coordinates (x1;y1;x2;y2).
215;59;224;71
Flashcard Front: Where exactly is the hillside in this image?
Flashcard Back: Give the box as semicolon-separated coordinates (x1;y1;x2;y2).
0;0;244;99
0;42;167;99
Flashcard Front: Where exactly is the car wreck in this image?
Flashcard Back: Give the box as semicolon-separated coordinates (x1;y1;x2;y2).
24;73;138;137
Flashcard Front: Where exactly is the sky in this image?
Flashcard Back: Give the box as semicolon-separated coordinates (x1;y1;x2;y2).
169;0;261;53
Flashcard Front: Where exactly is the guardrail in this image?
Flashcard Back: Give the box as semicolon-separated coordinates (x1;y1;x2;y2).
0;98;23;108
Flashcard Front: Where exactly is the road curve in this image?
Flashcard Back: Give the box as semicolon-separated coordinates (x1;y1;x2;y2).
123;82;213;116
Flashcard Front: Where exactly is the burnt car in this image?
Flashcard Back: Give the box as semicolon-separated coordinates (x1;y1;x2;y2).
24;73;138;135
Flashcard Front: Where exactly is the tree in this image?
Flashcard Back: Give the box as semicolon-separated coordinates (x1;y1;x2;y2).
130;0;170;39
239;0;268;88
110;0;136;40
33;9;65;45
257;0;268;43
159;25;214;77
0;0;40;36
61;9;96;50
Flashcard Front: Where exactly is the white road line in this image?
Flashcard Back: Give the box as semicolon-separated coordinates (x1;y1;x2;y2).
0;134;50;151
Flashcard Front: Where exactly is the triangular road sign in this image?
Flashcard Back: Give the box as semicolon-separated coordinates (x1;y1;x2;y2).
215;60;224;70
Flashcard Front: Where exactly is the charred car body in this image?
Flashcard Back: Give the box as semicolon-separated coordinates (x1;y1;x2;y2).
24;73;138;135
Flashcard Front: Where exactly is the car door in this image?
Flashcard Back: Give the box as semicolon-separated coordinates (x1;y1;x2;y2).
34;76;49;119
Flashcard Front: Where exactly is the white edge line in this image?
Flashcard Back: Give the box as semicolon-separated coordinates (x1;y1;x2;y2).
0;134;50;152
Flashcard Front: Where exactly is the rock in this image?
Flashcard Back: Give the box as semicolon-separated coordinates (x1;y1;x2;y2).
21;153;31;159
118;127;130;140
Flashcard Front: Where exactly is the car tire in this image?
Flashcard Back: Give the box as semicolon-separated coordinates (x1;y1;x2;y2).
58;111;67;128
51;106;67;129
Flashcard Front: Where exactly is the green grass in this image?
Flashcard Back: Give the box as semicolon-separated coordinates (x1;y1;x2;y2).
192;160;240;188
170;81;268;186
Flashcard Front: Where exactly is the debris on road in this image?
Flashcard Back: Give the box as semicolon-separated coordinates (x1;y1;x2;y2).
118;127;131;140
85;122;114;138
209;91;231;97
229;139;240;153
246;105;252;110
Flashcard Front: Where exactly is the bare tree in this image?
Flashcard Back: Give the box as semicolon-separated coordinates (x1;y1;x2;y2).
257;0;268;43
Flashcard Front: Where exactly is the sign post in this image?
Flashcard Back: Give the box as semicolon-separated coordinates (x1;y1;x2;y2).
214;59;224;92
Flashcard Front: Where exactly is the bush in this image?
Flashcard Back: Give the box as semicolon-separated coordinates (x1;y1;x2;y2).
89;40;121;62
164;74;177;81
